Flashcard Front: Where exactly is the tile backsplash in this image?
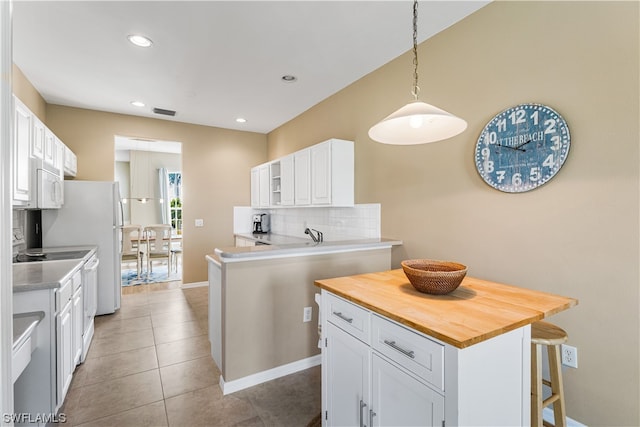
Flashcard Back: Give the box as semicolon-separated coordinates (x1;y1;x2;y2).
234;204;381;241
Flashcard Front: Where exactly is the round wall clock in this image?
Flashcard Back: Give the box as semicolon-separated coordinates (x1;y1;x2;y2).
474;103;570;193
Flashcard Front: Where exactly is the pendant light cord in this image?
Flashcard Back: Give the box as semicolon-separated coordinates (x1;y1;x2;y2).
411;0;419;101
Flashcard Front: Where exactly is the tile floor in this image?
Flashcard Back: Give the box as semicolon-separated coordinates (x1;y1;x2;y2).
60;281;321;426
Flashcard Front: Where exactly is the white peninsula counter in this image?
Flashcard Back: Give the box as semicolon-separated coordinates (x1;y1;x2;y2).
206;238;402;395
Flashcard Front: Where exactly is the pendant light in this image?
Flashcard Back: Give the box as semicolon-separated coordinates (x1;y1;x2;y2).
368;0;467;145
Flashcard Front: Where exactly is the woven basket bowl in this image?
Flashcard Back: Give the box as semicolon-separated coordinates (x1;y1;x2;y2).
401;259;468;295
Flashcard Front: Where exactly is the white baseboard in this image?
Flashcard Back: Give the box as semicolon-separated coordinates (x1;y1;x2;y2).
543;408;587;427
180;281;208;289
219;355;321;395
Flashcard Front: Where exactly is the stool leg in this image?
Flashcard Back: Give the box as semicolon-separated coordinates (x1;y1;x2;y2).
531;343;543;427
548;345;566;427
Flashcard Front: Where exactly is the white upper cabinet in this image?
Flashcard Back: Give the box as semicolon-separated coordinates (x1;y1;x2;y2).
252;138;354;208
250;167;260;207
12;95;77;208
63;145;77;177
13;96;32;205
279;154;294;206
32;116;45;160
251;164;270;208
294;149;311;206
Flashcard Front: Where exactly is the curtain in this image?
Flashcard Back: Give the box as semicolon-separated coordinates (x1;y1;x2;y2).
158;168;171;225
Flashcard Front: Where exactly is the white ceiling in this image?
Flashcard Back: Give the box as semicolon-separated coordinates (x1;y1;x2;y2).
12;1;489;135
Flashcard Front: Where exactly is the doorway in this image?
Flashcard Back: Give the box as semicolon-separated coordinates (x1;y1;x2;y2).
114;136;183;287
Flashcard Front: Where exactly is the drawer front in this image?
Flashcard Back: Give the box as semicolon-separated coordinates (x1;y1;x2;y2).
71;269;82;292
371;314;444;390
56;278;72;313
325;292;370;344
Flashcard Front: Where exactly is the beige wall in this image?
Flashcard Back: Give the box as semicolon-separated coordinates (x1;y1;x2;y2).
11;64;45;121
268;2;639;425
43;105;266;284
224;248;392;382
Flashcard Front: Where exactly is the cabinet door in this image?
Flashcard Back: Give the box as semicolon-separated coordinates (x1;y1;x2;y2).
280;154;294;206
258;164;270;207
13;97;31;203
32;117;45;159
250;167;260;207
311;142;331;205
44;128;55;166
72;287;83;366
54;137;65;175
56;300;74;407
370;354;444;427
294;149;311;205
64;145;77;177
325;322;370;427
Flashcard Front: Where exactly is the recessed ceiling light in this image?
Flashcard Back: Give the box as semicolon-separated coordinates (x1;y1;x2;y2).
127;34;153;48
281;75;297;83
130;101;145;107
235;117;247;123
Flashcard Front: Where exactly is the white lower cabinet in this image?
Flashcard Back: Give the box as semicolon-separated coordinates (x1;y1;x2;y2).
371;353;444;427
72;282;84;365
13;264;91;416
325;322;369;427
321;290;529;427
323;296;444;427
56;293;73;408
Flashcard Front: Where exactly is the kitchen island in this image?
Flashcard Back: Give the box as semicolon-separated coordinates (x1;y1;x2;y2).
315;269;578;426
206;237;402;395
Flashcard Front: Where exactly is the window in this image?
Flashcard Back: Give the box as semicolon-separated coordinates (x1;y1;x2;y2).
168;172;182;235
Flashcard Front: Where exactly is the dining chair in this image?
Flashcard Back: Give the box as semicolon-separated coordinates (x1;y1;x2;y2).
121;224;144;279
143;224;172;274
170;239;182;274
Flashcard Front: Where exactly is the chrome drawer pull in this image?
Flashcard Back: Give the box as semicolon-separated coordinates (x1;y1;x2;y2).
383;339;415;359
333;311;353;323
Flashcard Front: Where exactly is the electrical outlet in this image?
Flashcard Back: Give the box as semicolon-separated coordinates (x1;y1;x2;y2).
561;344;578;368
303;307;312;323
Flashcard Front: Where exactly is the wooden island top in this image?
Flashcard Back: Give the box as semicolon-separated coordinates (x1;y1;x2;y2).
314;269;578;348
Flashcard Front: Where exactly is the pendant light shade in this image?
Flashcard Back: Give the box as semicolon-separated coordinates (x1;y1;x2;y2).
368;0;467;145
368;101;467;145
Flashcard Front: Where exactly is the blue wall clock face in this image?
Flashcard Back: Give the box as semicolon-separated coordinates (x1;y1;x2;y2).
474;103;570;193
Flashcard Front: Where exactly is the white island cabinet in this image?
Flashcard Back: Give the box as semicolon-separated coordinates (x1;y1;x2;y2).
315;269;578;427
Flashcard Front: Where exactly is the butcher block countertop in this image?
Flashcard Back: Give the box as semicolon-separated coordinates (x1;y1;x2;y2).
315;269;578;349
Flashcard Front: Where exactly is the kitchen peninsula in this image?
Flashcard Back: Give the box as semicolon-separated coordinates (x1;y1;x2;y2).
206;237;402;395
315;269;578;426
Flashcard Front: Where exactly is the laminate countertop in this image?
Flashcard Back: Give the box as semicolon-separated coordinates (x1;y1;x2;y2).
216;236;402;261
315;269;578;349
12;246;97;292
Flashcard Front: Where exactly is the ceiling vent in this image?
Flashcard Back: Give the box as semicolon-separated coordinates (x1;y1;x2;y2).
152;107;176;116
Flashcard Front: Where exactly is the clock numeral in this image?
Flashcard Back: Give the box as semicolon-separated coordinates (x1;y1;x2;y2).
509;109;526;125
484;160;495;173
481;147;490;159
544;118;557;134
550;135;561;150
497;118;507;132
496;170;506;183
512;173;523;186
530;167;541;182
530;110;539;125
485;131;497;145
542;154;555;168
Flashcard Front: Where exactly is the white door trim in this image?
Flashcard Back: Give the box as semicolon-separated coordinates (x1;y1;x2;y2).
1;0;15;418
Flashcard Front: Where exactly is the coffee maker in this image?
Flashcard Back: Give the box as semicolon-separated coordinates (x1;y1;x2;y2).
252;213;269;234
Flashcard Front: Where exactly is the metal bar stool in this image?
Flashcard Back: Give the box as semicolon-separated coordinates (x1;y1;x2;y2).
531;321;568;427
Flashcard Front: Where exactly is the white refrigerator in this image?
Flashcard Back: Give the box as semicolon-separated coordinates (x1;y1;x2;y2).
42;181;123;315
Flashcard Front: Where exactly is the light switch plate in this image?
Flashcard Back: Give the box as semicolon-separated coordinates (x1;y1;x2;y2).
195;219;204;227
